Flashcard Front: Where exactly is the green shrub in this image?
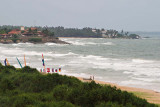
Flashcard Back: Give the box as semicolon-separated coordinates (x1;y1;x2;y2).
18;66;39;74
37;101;75;107
11;38;21;43
0;63;158;107
52;85;71;101
28;38;42;42
12;94;36;107
0;96;10;107
0;78;15;92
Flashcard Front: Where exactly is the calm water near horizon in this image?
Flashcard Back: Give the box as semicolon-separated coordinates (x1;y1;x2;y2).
0;37;160;92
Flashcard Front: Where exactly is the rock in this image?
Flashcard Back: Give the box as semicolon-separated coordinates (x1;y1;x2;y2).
0;39;13;44
16;40;21;43
0;39;5;43
0;36;70;44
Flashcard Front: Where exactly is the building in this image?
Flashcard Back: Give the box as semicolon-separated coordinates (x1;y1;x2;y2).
8;29;21;35
6;27;44;37
27;27;37;31
92;29;97;33
20;26;25;31
0;34;7;38
101;30;107;34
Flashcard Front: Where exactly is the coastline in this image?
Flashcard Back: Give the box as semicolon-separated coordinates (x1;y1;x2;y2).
0;38;70;44
75;76;160;105
59;37;141;39
59;37;96;39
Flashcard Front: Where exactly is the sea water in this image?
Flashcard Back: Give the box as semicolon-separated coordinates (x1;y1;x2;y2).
0;37;160;92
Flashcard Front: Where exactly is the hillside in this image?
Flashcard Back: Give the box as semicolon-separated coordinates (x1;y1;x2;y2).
0;26;69;44
0;63;157;107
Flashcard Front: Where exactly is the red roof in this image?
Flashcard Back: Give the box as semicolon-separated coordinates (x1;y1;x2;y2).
12;29;21;31
8;30;21;35
31;28;37;30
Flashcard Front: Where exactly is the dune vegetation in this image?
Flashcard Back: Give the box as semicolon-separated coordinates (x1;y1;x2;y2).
0;63;157;107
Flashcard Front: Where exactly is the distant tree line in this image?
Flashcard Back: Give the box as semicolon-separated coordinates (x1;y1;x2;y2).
0;28;11;34
0;25;140;39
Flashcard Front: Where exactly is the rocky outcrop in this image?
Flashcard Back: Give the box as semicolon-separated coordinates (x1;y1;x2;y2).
0;39;14;44
41;37;69;44
0;36;70;44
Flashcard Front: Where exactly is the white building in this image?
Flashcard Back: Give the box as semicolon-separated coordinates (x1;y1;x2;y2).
21;26;25;31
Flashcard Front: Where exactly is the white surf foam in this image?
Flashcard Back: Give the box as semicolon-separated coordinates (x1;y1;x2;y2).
60;70;102;80
76;54;160;80
45;43;68;46
132;59;154;63
60;38;115;46
101;42;115;45
69;41;115;46
12;42;33;46
0;46;78;58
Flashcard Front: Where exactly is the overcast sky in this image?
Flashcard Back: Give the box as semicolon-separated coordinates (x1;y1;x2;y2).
0;0;160;31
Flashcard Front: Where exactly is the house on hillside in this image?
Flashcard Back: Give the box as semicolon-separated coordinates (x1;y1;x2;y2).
0;34;10;38
8;29;21;36
7;27;44;37
22;27;44;37
92;29;97;33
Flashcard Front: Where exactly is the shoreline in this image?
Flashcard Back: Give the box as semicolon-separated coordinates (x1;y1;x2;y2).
59;37;96;39
59;37;140;39
75;76;160;104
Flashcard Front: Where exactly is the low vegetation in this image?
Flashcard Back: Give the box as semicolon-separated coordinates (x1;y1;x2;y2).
0;63;157;107
28;38;42;42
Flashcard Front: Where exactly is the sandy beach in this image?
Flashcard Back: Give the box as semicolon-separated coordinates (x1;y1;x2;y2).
76;77;160;105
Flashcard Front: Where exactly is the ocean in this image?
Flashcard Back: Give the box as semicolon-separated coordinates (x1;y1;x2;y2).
0;37;160;92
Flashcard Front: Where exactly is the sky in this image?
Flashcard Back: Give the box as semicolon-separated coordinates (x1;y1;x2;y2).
0;0;160;31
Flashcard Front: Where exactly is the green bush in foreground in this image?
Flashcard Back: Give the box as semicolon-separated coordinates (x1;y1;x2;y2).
0;63;157;107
